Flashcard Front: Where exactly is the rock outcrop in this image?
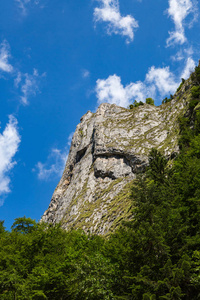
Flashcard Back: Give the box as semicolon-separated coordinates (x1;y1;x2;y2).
42;77;192;235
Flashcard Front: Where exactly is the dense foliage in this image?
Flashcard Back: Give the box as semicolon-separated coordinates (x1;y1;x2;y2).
1;70;200;299
145;98;155;105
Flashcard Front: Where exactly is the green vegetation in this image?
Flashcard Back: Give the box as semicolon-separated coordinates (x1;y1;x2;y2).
146;97;155;105
191;86;200;99
0;222;115;299
176;78;185;93
194;65;200;82
162;94;174;104
128;100;144;109
162;97;171;104
189;65;200;110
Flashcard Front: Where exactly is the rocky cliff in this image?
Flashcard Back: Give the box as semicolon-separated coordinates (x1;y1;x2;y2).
42;75;193;235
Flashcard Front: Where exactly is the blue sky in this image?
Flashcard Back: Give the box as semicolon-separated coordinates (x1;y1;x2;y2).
0;0;200;229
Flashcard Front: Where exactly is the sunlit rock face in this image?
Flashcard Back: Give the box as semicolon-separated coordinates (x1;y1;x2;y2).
42;79;191;234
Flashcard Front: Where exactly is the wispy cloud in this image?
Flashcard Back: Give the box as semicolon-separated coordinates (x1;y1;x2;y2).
0;116;21;206
15;0;31;15
35;149;68;181
171;46;194;61
34;148;68;181
166;0;198;47
15;69;46;105
0;39;45;105
96;58;196;107
14;72;22;88
94;0;139;43
170;47;195;79
15;0;43;15
34;132;74;181
82;69;90;79
0;40;13;73
180;56;195;79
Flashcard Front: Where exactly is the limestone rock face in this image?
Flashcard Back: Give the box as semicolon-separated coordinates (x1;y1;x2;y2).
42;83;191;234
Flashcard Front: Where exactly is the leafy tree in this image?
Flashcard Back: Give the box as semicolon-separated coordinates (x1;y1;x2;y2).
148;148;168;183
11;216;37;234
146;98;154;105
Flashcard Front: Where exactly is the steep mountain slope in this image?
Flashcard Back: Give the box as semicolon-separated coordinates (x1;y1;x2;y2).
42;74;193;234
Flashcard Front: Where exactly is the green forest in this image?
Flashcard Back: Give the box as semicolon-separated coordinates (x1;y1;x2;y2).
1;66;200;299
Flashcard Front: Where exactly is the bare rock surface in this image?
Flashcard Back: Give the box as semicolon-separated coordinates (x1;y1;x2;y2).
42;82;191;234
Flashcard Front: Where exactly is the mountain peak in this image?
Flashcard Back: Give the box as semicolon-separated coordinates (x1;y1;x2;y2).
41;72;195;234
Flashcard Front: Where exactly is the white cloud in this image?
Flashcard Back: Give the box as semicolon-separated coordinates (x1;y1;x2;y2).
96;75;148;106
170;48;195;79
96;75;128;106
181;57;195;79
146;66;178;96
171;47;194;61
34;143;70;181
0;116;21;205
167;30;186;47
15;69;45;105
34;131;76;181
0;40;13;73
35;148;68;181
96;59;196;107
94;0;139;43
166;0;198;46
